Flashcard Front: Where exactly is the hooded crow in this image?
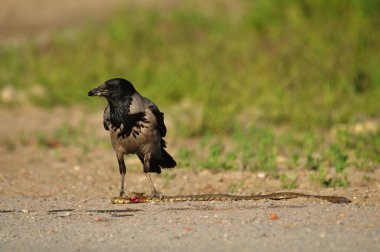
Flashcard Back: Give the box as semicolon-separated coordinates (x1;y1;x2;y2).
88;78;176;197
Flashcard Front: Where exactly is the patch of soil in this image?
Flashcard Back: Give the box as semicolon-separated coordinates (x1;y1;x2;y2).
0;0;125;41
0;107;379;205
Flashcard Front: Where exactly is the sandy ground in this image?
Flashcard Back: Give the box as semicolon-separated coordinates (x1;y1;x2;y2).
1;1;380;250
0;0;125;42
1;107;380;251
1;196;379;252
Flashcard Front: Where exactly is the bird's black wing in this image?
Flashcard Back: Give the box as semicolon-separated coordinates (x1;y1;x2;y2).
148;104;167;137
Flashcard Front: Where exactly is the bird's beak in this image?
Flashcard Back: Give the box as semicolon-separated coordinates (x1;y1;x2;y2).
88;86;107;97
88;88;100;96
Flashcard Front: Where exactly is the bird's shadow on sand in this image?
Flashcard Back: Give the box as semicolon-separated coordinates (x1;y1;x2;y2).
86;208;142;217
0;210;16;213
47;209;75;213
86;208;142;213
45;208;142;218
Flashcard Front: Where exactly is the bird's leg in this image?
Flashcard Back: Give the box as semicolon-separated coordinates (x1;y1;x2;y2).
145;173;160;197
143;154;161;198
117;155;126;198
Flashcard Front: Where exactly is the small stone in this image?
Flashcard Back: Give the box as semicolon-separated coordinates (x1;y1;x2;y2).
1;86;16;103
269;213;279;220
21;209;29;213
94;216;104;221
339;211;346;218
257;172;266;179
184;227;192;232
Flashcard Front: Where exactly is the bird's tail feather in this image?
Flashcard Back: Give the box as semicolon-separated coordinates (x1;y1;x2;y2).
160;148;176;168
139;149;176;174
146;160;161;174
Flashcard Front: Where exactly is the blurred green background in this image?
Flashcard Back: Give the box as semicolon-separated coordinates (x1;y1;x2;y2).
1;0;380;185
1;0;379;134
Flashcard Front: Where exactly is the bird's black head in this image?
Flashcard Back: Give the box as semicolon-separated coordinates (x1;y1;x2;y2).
88;78;136;101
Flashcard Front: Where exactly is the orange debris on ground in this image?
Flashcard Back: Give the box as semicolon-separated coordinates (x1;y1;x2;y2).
269;213;279;220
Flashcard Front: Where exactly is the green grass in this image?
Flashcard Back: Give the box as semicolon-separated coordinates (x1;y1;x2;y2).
3;120;379;188
280;174;298;189
5;122;108;162
336;127;380;171
1;0;380;134
177;126;380;187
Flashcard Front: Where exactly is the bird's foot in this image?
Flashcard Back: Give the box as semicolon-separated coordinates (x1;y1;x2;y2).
127;192;145;197
112;191;147;204
150;190;163;200
119;191;145;199
119;191;126;198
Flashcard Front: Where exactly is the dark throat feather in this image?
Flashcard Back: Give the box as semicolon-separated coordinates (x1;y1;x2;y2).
108;96;148;138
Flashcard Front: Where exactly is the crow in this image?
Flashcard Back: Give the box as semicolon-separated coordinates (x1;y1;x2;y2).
88;78;176;197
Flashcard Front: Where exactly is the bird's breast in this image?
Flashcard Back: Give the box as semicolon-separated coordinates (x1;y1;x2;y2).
109;128;139;154
108;121;158;155
107;104;162;156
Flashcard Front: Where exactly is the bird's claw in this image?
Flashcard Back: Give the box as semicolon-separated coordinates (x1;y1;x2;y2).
150;191;163;200
119;191;126;198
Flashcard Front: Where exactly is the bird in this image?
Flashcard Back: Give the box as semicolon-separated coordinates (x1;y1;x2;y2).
88;78;176;197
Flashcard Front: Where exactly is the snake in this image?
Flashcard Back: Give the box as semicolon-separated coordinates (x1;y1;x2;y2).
111;192;351;204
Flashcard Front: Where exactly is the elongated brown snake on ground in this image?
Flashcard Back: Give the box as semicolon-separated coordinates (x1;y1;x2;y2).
111;192;351;204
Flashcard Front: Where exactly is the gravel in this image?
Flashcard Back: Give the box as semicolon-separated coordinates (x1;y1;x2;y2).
1;196;379;252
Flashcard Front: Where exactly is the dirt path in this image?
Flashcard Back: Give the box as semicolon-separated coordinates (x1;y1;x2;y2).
1;196;380;252
0;107;380;251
